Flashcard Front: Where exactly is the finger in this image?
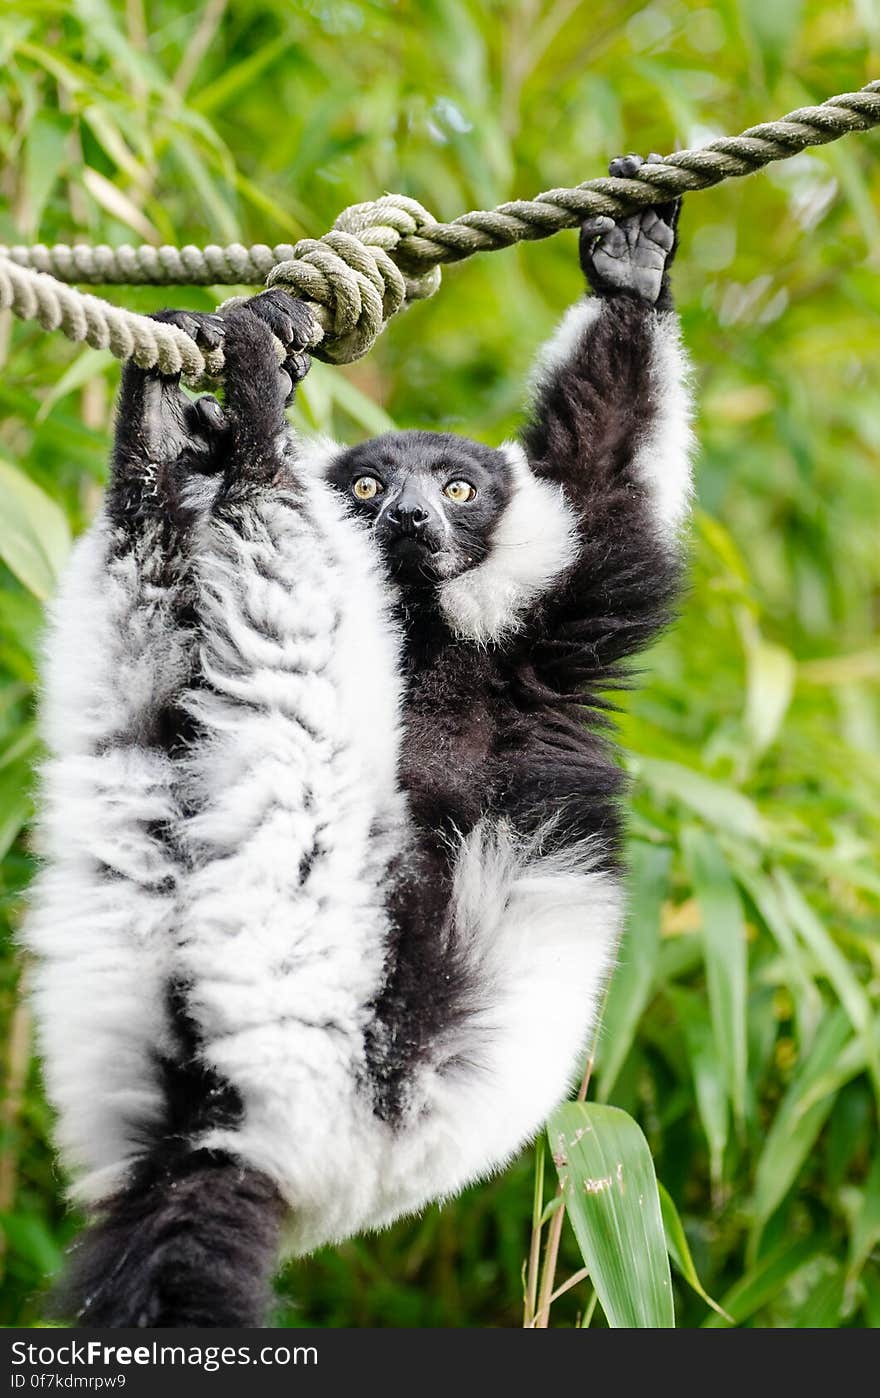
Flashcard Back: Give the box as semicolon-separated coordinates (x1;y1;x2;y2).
189;394;227;434
284;350;312;385
639;206;674;246
608;153;643;179
193;314;225;353
581;215;616;241
651;220;675;253
598;224;629;260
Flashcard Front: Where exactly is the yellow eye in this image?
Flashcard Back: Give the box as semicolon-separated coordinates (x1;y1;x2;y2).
353;476;382;500
443;479;476;503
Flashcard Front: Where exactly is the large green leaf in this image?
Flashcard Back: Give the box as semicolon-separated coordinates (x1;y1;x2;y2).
703;1236;823;1328
750;1007;852;1250
548;1102;674;1328
636;757;764;841
775;870;880;1097
658;1182;732;1322
667;986;729;1185
0;460;71;600
596;842;669;1100
683;827;749;1129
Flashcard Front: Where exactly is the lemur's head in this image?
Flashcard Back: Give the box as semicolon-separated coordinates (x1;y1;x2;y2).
327;431;514;584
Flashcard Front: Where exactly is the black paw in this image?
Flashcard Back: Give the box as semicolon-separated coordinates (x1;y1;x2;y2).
183;393;228;462
580;154;681;306
150;309;226;356
608;152;663;181
239;289;315;397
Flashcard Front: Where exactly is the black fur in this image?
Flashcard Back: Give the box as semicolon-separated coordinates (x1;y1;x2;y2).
53;1149;284;1328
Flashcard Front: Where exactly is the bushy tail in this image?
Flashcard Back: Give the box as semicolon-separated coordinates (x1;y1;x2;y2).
55;1150;284;1328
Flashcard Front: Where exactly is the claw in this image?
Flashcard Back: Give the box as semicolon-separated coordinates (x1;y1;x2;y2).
246;289;316;352
194;315;225;352
190;394;227;433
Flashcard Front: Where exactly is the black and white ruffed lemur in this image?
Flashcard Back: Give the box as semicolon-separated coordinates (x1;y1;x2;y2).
23;157;694;1327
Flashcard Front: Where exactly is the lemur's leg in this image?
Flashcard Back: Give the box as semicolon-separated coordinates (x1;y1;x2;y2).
107;311;228;542
23;312;231;1204
521;153;694;670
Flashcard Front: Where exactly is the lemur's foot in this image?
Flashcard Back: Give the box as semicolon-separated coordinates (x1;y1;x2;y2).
131;311;229;470
151;308;226;354
580;154;681;305
235;289;316;401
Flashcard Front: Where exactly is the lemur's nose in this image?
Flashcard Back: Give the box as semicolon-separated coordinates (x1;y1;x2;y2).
387;502;430;529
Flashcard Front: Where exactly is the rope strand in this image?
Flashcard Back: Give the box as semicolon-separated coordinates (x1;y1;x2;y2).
1;81;877;374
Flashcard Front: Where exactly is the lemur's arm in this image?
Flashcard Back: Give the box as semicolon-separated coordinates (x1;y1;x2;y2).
520;155;694;682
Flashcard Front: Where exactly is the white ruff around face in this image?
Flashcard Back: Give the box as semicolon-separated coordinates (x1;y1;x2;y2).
438;443;578;645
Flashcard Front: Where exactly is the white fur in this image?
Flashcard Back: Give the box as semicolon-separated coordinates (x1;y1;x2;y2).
24;464;409;1208
170;478;409;1237
290;432;343;480
528;296;695;540
24;524;190;1192
527;296;603;392
439;443;579;644
206;817;622;1255
634;311;696;536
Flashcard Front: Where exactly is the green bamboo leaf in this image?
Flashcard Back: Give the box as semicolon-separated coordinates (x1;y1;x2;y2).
683;827;748;1128
742;630;795;755
0;1212;64;1277
636;757;763;841
36;347;115;422
548;1101;674;1328
23;111;70;237
81;104;148;185
846;1153;880;1299
789;1262;846;1328
775;870;880;1097
657;1182;732;1321
0;459;71;600
328;372;398;437
596;842;670;1100
735;866;822;1047
192;34;294;115
750;1007;852;1249
861;1269;880;1328
0;758;34;859
703;1235;823;1328
667;986;728;1185
82;167;160;243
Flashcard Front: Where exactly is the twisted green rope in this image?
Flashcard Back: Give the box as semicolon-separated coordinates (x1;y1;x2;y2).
1;81;878;375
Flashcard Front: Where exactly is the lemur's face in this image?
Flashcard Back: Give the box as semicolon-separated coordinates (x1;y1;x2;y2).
328;431;514;584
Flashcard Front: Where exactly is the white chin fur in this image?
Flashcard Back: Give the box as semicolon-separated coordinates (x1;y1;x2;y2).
438;443;578;645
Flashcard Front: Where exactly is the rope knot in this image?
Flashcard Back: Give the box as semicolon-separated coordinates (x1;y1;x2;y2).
265;194;441;364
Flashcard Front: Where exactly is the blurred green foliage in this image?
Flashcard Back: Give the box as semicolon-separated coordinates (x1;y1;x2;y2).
1;0;879;1329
